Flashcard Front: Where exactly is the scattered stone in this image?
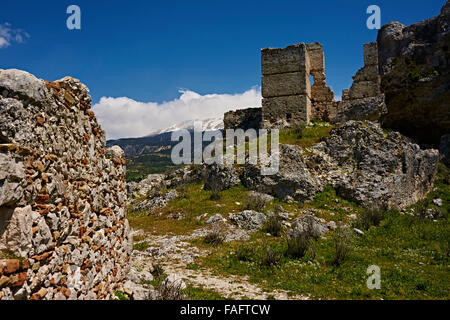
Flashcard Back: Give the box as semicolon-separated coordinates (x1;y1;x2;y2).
228;210;267;231
206;214;226;224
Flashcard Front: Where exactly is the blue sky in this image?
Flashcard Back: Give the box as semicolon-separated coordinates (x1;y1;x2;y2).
0;0;446;138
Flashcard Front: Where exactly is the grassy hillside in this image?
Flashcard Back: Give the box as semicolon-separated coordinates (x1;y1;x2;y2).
127;162;449;299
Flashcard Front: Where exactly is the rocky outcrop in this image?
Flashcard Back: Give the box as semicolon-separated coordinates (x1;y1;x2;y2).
224;107;262;130
0;69;131;300
203;164;239;192
240;143;323;203
241;121;439;210
377;1;450;144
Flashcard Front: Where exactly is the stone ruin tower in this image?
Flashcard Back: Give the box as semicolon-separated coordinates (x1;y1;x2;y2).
261;42;335;128
260;41;385;128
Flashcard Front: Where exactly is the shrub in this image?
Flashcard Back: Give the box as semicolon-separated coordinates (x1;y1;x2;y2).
357;208;384;230
263;215;283;237
177;185;190;199
157;277;185;300
260;247;281;268
292;125;303;138
286;232;313;259
133;241;150;251
203;229;225;247
286;216;317;259
244;194;267;211
151;263;165;279
210;190;222;201
332;227;353;266
235;246;254;262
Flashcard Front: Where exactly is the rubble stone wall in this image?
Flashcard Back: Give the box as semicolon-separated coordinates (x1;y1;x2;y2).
0;69;131;300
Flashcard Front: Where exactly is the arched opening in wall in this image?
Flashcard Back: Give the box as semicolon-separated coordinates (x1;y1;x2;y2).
309;74;314;86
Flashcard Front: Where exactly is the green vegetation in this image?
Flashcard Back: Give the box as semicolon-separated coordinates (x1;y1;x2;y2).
126;153;181;182
128;183;250;235
183;285;226;300
113;291;130;300
133;241;150;251
279;120;332;147
127;162;450;300
390;56;436;84
196;166;450;299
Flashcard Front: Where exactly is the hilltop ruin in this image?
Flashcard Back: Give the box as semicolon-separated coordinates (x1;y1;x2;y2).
225;41;386;129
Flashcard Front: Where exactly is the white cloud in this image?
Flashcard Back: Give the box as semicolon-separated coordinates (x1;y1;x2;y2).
92;87;262;140
0;22;30;49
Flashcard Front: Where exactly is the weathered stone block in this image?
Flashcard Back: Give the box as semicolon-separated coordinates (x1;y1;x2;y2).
261;44;309;75
311;85;334;102
262;95;311;126
348;80;380;99
364;42;379;66
306;43;325;72
262;72;310;98
352;65;379;82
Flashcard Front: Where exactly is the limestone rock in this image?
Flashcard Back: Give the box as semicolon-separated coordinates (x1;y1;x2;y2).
241;144;323;202
287;215;329;238
241;121;439;210
0;153;25;207
377;2;450;144
0;206;34;257
203;163;239;192
228;210;267;231
224;107;262;130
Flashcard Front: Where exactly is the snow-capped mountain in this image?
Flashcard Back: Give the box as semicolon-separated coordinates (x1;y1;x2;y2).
145;117;224;137
106;117;224;157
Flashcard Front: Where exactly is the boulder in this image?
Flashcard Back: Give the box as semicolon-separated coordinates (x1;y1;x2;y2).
287;215;330;238
228;210;267;231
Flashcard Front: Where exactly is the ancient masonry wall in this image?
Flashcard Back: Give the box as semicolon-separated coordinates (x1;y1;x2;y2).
0;69;131;300
261;43;335;128
259;41;385;129
342;42;381;101
261;44;312;128
333;42;387;123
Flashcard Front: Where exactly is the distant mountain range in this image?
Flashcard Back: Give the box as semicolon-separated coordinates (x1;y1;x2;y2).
106;117;223;157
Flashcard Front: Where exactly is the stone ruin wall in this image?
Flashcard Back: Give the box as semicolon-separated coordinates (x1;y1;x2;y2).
259;41;385;129
0;69;131;300
261;43;312;128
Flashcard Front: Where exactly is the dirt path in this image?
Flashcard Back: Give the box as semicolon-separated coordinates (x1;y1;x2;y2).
131;229;309;300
